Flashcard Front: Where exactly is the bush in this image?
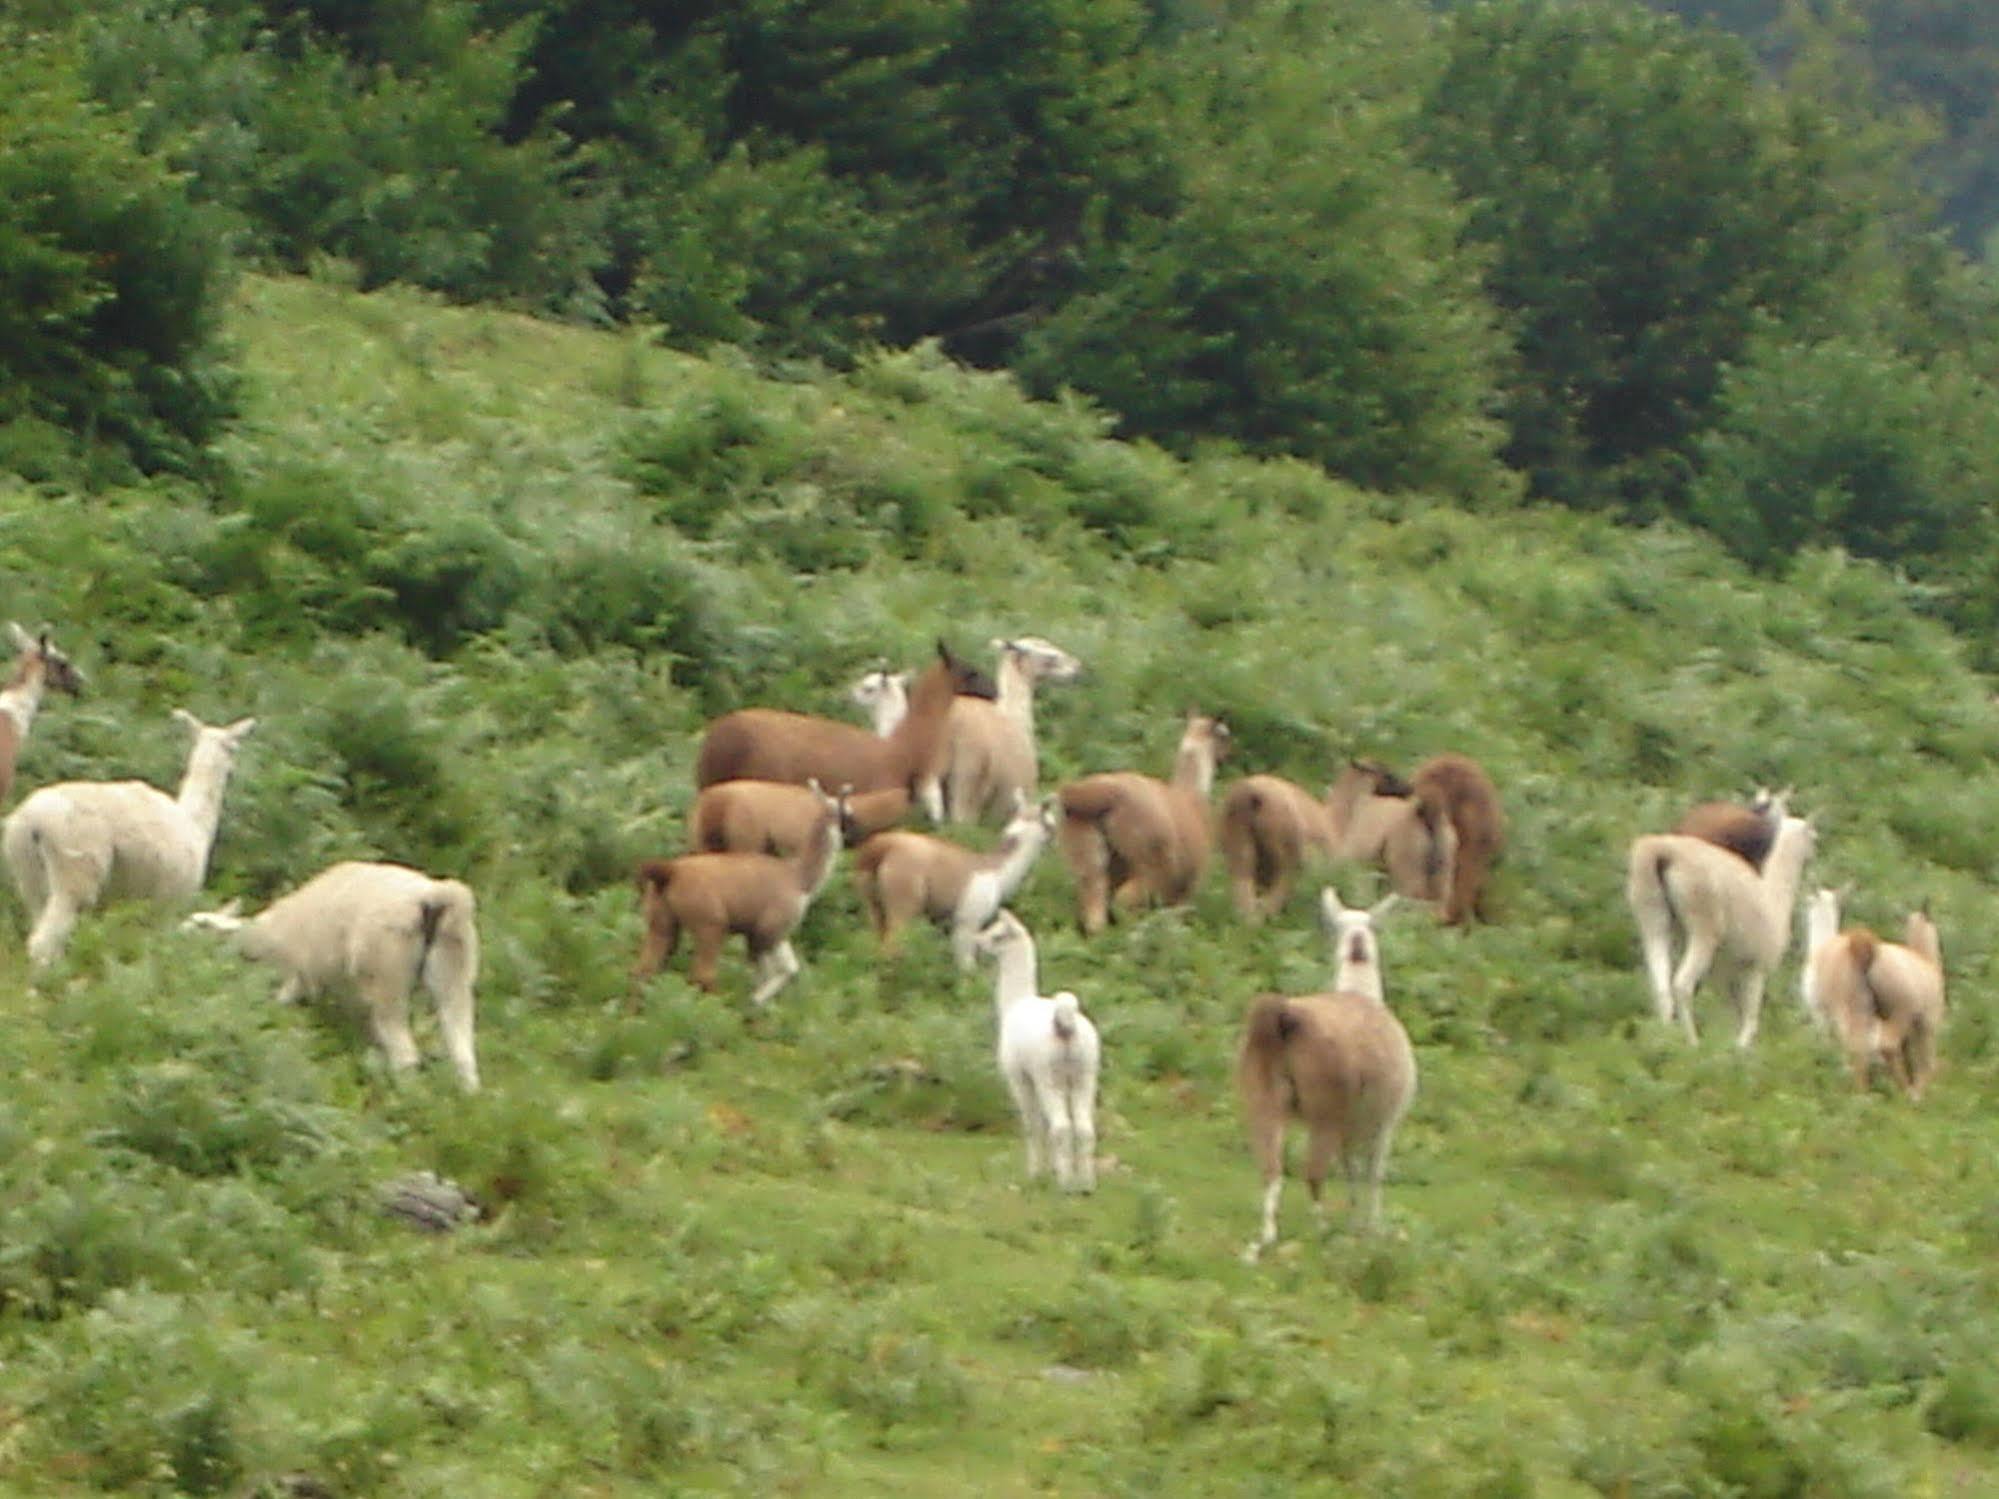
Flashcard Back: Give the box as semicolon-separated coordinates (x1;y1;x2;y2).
0;38;232;477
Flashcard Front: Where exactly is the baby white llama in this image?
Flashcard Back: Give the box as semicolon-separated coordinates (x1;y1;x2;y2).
186;861;481;1091
970;908;1101;1192
4;710;256;969
1237;887;1416;1260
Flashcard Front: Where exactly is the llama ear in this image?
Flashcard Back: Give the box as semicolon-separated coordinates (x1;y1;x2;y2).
1318;887;1348;930
171;707;202;734
1368;893;1401;924
224;716;258;742
6;622;30;651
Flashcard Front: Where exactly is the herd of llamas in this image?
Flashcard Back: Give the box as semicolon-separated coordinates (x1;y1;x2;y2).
0;624;1947;1255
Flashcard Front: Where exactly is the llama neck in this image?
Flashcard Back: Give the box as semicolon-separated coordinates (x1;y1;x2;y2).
793;817;841;900
990;941;1039;1013
1322;769;1369;841
887;661;956;780
0;662;45;736
1172;737;1216;800
1334;938;1385;1004
174;746;237;861
1905;914;1942;968
1804;898;1840;959
982;825;1047;899
1758;822;1813;923
995;652;1035;735
864;679;908;736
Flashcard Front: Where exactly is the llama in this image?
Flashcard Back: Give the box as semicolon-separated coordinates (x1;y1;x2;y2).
852;637;1083;823
848;666;910;736
1057;712;1231;935
969;908;1100;1192
1674;787;1787;870
852;790;1057;967
1625;811;1816;1046
0;623;84;806
1237;886;1416;1260
1353;755;1504;926
1220;760;1451;922
690;779;910;860
696;642;994;822
1800;888;1946;1098
4;710;257;969
185;861;481;1092
634;781;846;1005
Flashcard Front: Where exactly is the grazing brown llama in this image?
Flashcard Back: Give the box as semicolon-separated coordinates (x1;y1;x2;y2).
1354;754;1504;926
1219;760;1452;922
0;624;83;806
695;642;994;821
1057;713;1231;935
633;783;847;1006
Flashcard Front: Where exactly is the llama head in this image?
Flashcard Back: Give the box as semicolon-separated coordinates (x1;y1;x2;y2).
171;709;258;780
848;665;909;717
998;788;1058;851
183;898;246;935
935;639;999;701
1319;886;1397;972
1184;713;1231;762
7;623;82;696
971;907;1031;961
1350;757;1415;798
995;636;1083;686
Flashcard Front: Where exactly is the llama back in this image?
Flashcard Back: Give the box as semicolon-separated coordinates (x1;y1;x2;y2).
695;711;887;791
8;781;208;902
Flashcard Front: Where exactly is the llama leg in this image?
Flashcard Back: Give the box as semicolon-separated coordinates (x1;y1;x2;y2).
1670;932;1719;1043
1631;904;1677;1027
632;909;680;986
1229;865;1263;924
273;975;307;1006
1903;1024;1937;1101
1005;1065;1048;1180
949;912;981;971
1243;1116;1286;1262
1034;1073;1076;1191
424;956;480;1095
1732;967;1768;1049
749;940;800;1007
25;893;80;971
1068;1076;1098;1194
688;928;724;994
361;979;423;1079
1355;1133;1394;1231
1302;1127;1339;1230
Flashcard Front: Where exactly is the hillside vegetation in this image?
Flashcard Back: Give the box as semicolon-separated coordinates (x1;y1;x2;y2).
5;275;1999;1496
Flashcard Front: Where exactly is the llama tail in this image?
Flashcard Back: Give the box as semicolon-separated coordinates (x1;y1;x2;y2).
1847;928;1886;1019
1240;992;1299;1069
635;859;677;897
1052;991;1081;1043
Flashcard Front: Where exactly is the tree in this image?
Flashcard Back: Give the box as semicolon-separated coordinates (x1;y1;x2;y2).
1016;0;1511;499
1418;0;1864;512
0;37;232;476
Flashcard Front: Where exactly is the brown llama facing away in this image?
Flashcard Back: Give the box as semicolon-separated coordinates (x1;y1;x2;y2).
1057;713;1231;935
1237;888;1415;1260
694;642;995;821
1355;754;1504;926
1219;760;1452;922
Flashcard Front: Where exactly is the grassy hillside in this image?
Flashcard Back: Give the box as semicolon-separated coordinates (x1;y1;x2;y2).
4;274;1999;1496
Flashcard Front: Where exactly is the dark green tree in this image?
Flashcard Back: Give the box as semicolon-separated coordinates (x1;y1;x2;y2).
1017;0;1510;498
1418;0;1863;511
0;37;232;477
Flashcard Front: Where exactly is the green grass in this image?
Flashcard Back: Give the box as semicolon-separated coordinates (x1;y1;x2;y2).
1;273;1997;1494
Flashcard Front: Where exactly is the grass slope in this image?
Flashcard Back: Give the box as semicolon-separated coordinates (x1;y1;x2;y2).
2;275;1999;1496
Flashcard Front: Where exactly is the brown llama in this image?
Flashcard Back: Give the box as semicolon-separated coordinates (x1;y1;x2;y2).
695;641;994;820
1355;754;1504;926
1057;713;1231;935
